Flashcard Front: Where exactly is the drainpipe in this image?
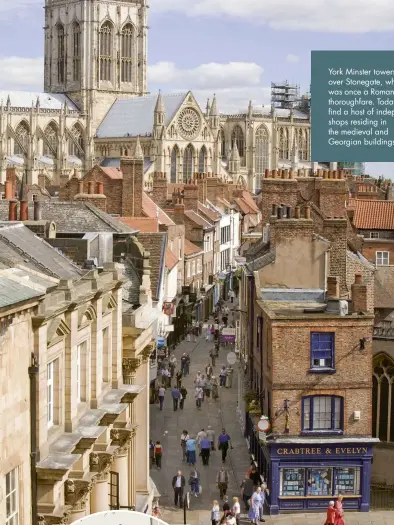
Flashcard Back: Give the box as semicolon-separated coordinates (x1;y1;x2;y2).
28;353;39;525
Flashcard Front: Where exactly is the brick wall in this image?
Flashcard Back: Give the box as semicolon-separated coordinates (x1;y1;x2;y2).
183;181;199;211
152;172;168;208
165;223;185;288
317;179;347;218
322;218;348;294
136;232;165;301
346;251;375;312
121;158;144;217
361;239;394;266
269;214;314;249
261;178;298;224
206;175;219;203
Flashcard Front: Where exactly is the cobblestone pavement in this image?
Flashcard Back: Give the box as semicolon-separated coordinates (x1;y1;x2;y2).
149;319;394;525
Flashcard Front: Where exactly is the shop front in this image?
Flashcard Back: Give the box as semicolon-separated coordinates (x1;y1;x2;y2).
264;440;375;515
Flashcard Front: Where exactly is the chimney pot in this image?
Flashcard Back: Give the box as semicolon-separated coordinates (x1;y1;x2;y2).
265;169;270;179
327;276;340;299
97;182;104;194
272;170;277;179
78;181;83;194
294;205;301;219
4;180;13;200
33;200;42;221
289;170;294;179
8;200;17;221
286;206;292;218
305;205;311;219
19;201;28;221
88;181;94;194
284;169;289;179
355;273;362;284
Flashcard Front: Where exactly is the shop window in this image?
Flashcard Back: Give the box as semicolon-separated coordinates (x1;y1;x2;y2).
302;395;343;433
310;332;335;371
280;468;305;497
334;467;361;495
307;467;332;496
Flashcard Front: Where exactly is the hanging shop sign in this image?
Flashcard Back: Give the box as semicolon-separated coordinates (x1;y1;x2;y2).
163;302;175;316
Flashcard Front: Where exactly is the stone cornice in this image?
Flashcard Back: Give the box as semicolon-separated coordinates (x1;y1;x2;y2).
64;479;92;508
110;427;136;455
37;510;71;525
139;342;155;363
89;452;114;479
122;357;141;375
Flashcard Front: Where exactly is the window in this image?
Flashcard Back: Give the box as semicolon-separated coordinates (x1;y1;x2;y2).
220;225;230;244
280;468;305;497
68;124;84;157
298;129;308;161
221;249;230;271
171;146;179;183
369;232;380;239
76;341;87;403
198;146;207;173
255;126;269;183
279;127;289;159
302;395;343;432
219;129;225;158
306;468;332;496
14;121;29;156
32;194;38;202
310;332;335;370
121;24;133;82
47;361;54;427
183;144;194;181
57;24;65;84
197;259;202;274
5;468;19;525
43;122;58;157
72;22;81;81
334;467;361;496
373;354;394;442
99;21;113;81
376;251;389;266
192;261;196;276
231;125;244;158
102;328;109;383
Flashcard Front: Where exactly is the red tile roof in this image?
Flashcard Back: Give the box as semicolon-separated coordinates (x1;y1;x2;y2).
142;193;175;226
117;217;159;232
198;202;220;221
165;247;179;270
184;210;212;228
352;199;394;230
101;167;123;179
184;238;202;256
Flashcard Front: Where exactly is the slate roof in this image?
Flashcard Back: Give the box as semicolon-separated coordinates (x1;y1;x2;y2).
0;91;79;111
352;199;394;230
100;157;154;174
0;222;82;279
96;93;187;138
184;210;213;228
374;267;394;309
0;202;137;234
246;249;276;272
0;271;45;308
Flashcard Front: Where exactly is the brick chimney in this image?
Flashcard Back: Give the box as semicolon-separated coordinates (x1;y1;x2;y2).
322;218;347;295
317;171;347;217
261;169;298;224
8;200;17;221
173;191;185;224
196;173;207;204
120;156;144;217
152;172;168;208
351;273;369;313
206;173;219;203
4;180;13;200
37;172;46;190
327;276;340;299
269;205;314;248
183;180;199;211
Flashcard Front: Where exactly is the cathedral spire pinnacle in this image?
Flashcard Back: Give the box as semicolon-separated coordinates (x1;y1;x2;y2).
134;135;144;160
210;94;218;116
230;140;240;162
154;90;165;114
248;100;253;118
206;98;211;116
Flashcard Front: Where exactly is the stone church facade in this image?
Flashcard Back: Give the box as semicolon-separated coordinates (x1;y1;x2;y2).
0;0;313;193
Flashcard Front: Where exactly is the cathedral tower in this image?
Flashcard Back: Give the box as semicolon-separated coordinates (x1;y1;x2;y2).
44;0;148;129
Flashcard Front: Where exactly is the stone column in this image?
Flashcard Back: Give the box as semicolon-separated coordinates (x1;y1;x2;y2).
113;453;128;507
134;358;150;494
90;476;109;514
129;433;136;507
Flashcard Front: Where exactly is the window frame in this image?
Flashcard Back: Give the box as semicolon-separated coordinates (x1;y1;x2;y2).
301;395;344;434
47;361;54;428
310;332;335;373
5;467;19;525
376;251;389;266
76;344;81;403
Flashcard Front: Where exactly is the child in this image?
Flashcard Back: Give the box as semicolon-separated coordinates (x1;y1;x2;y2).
154;440;163;469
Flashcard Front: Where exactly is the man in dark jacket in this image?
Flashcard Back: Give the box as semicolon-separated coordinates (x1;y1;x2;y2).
172;470;186;507
240;475;254;510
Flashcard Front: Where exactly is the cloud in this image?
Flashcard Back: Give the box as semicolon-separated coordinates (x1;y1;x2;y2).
150;0;394;33
0;56;43;90
0;0;41;20
286;54;299;63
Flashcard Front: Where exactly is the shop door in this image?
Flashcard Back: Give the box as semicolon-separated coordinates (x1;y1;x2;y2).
109;471;119;510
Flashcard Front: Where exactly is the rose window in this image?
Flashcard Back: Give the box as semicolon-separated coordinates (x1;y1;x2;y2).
177;108;201;140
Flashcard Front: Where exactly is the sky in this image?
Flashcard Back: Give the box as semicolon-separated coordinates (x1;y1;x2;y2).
0;0;394;177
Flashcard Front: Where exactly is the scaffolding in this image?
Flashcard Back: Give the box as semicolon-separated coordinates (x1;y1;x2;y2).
271;81;300;109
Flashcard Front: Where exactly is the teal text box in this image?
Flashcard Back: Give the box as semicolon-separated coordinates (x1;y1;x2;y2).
311;51;394;162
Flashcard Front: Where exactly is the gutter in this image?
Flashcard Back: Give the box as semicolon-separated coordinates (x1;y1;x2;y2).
28;353;39;525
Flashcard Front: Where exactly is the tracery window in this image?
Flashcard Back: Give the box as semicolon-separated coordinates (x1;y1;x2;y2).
57;24;65;84
298;129;308;161
255;126;269;182
231;125;244;158
99;21;113;82
219;128;225;159
373;354;394;442
198;146;207;173
279;127;289;159
68;124;85;157
43;122;58;157
73;22;81;82
14;121;30;156
183;144;194;182
121;24;133;83
171;146;179;183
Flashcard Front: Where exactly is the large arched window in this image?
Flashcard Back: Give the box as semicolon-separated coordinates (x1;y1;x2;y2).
99;21;113;82
121;24;133;83
298;129;308;161
198;146;207;173
170;146;179;183
373;354;394;442
219;128;225;159
255;126;269;180
72;22;81;82
231;125;244;158
183;144;194;182
57;24;65;84
279;127;289;159
14;121;30;156
43;122;58;157
68;124;85;157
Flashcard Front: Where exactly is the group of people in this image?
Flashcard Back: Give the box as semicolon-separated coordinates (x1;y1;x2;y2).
180;428;231;467
325;496;346;525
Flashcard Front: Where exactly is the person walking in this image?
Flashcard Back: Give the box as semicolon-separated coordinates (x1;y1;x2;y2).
218;429;232;463
209;348;216;367
149;439;155;468
185;354;190;375
200;436;211;466
180;430;189;462
232;497;241;525
222;495;230;515
249;466;260;487
172;470;185;508
240;475;254;511
206;426;216;450
176;369;183;388
186;436;197;466
200;375;207;401
217;465;229;499
158;385;165;410
171;386;181;411
154;441;163;469
194;371;202;387
180;385;187;409
248;487;264;524
188;467;200;497
334;495;345;525
206;362;213;379
212;376;219;400
211;500;220;525
195;386;203;409
325;501;336;525
196;428;207;448
181;354;188;376
206;324;212;342
219;366;227;387
205;377;212;398
226;513;236;525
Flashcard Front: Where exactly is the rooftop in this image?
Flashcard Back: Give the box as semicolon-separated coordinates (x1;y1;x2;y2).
184;238;203;256
142;193;175;227
0;90;79;111
117;217;159;233
352;199;394;230
184;209;213;229
165;247;178;271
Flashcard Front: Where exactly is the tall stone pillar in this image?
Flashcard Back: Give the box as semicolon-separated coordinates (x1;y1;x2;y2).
113;454;128;507
134;358;150;494
110;428;135;508
89;452;113;513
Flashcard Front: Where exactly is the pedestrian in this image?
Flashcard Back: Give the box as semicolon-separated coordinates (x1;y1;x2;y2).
222;495;230;515
215;340;220;357
185;354;190;375
200;436;211;466
325;501;336;525
196;428;207;447
206;426;216;450
169;360;175;378
176;369;183;387
187;326;191;342
334;495;345;525
211;500;220;525
180;385;187;409
249;466;260;486
189;467;200;497
195;386;203;409
218;429;232;462
180;430;189;462
181;354;188;376
154;441;162;469
172;470;185;508
212;376;219;400
240;475;254;511
219;366;227;387
186;436;197;466
199;320;203;336
211;325;215;341
222;314;228;326
248;486;264;524
200;375;207;401
217;466;229;499
149;439;155;468
232;497;240;525
171;385;181;411
193;325;198;342
209;349;216;367
206;362;213;379
158;385;165;410
206;324;211;342
205;377;212;398
194;371;202;386
163;368;171;388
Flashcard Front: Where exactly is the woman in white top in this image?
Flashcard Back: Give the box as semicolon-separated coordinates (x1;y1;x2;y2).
180;430;189;462
226;514;236;525
232;497;241;525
